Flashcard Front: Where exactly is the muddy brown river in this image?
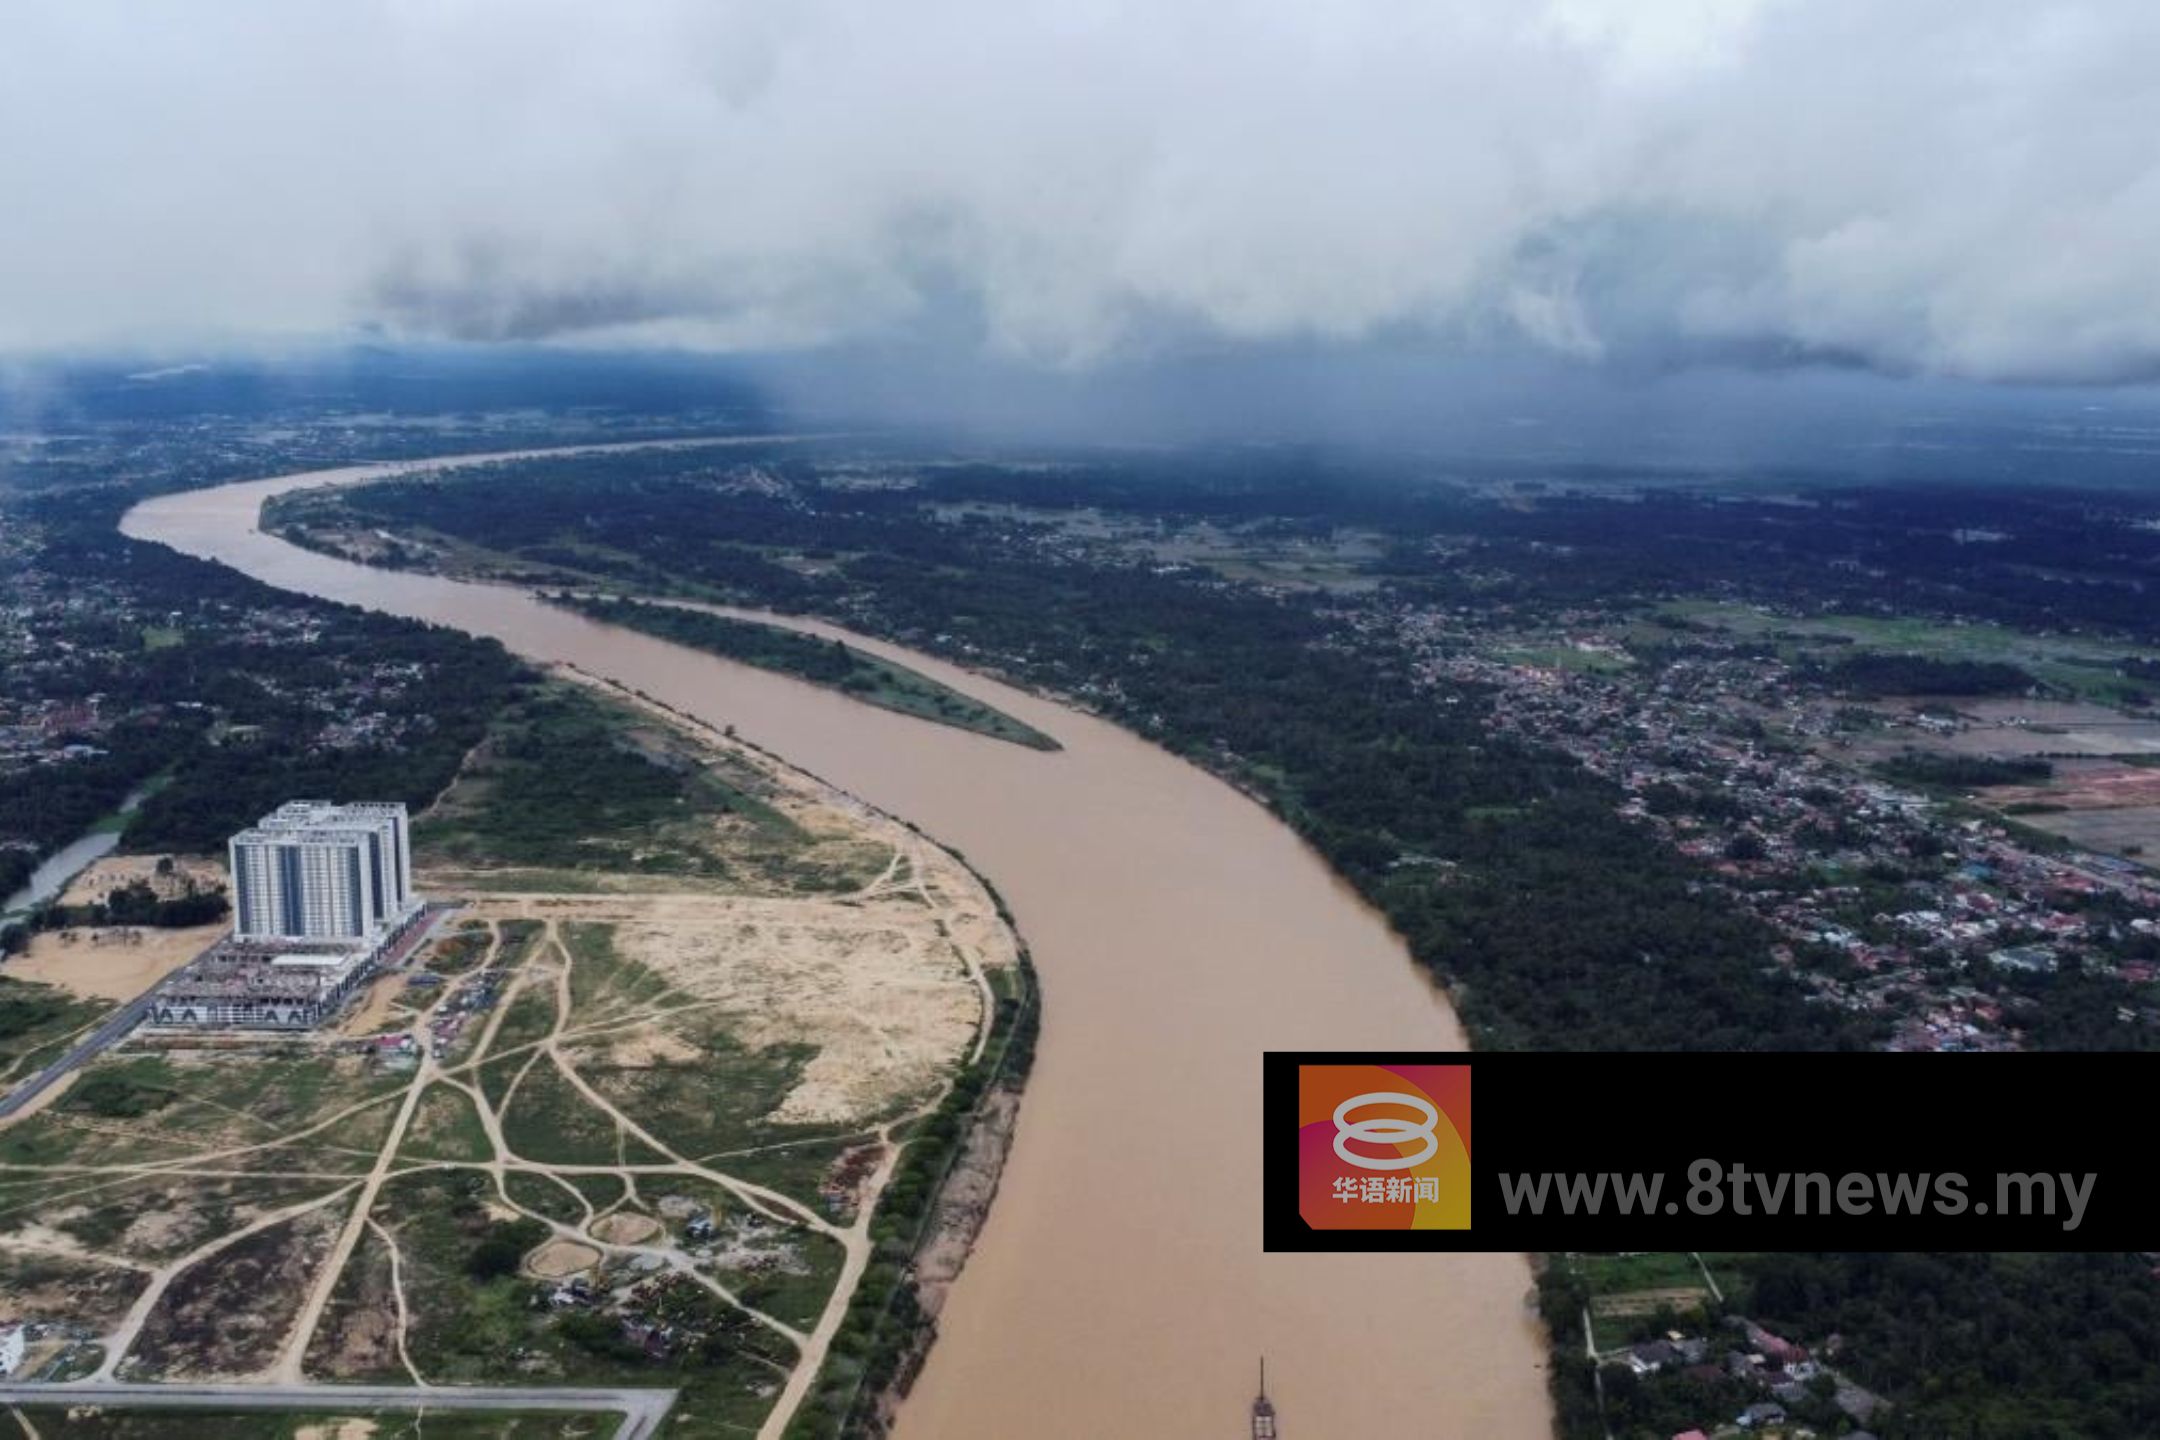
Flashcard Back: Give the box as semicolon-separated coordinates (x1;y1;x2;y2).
124;444;1551;1438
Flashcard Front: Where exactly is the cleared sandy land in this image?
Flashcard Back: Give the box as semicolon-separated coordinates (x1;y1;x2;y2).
464;676;1010;1132
336;972;407;1038
527;1239;602;1278
0;1068;78;1128
295;1422;379;1440
57;854;225;908
590;1212;660;1245
1990;760;2160;811
5;921;223;1001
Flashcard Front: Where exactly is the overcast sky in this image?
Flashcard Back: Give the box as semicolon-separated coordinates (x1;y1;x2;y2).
6;1;2159;383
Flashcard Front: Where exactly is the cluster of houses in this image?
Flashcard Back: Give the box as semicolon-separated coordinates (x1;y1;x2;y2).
1383;606;2160;1051
541;1238;762;1363
0;540;432;786
1619;1316;1884;1439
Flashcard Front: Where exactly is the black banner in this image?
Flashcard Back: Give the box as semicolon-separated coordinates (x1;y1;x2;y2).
1264;1052;2148;1251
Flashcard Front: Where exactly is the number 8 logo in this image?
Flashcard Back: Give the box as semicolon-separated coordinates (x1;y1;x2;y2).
1331;1091;1440;1171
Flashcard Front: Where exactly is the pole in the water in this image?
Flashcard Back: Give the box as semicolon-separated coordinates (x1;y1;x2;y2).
1251;1356;1278;1438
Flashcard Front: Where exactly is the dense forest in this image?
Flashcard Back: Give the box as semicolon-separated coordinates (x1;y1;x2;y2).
1817;653;2037;698
311;452;1876;1050
553;594;1059;749
1744;1252;2160;1439
1;485;525;949
1542;1252;2160;1440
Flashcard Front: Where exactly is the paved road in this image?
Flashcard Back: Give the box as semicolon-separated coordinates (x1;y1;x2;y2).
0;1383;677;1440
0;991;153;1121
0;904;458;1124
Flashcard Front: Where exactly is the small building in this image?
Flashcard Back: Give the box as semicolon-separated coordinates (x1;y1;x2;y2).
0;1322;25;1378
1628;1339;1679;1375
147;938;374;1028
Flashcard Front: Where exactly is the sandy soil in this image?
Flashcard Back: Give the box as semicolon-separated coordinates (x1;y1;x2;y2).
912;1089;1018;1317
1990;762;2160;811
526;892;981;1128
455;687;1013;1131
590;1212;660;1245
56;854;225;908
295;1422;378;1440
0;1069;76;1128
4;921;224;1001
601;1029;702;1067
336;972;406;1038
527;1239;602;1278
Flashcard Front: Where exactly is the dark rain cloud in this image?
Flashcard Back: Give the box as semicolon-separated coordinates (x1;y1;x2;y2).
6;0;2160;383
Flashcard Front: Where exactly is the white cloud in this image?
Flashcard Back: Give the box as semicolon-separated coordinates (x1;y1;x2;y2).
3;0;2158;381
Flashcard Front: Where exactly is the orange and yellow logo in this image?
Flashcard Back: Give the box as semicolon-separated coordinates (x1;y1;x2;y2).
1297;1064;1471;1230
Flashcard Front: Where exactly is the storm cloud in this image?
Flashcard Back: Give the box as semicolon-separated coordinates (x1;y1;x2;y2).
6;0;2159;381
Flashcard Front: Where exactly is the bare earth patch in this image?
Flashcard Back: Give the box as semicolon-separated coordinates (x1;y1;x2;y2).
295;1422;379;1440
336;972;407;1038
527;1239;602;1278
590;1211;660;1246
7;922;224;1002
124;1198;353;1380
55;854;226;908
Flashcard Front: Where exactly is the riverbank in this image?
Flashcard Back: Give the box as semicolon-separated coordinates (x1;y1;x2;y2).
122;448;1552;1438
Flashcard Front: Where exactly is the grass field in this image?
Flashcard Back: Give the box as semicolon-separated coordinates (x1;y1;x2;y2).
556;595;1061;751
1574;1251;1736;1353
1662;601;2160;704
0;974;107;1085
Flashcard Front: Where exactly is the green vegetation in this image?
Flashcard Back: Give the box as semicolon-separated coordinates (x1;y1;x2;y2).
374;1166;793;1434
411;683;880;895
416;682;778;876
67;1060;181;1118
1875;752;2054;789
46;874;227;929
324;458;1867;1050
784;954;1039;1439
498;1055;629;1167
502;1167;587;1225
1740;1252;2160;1439
1819;652;2037;697
486;974;562;1057
1662;600;2160;705
557;594;1060;750
466;1214;550;1279
0;975;103;1079
400;1082;494;1163
561;919;675;1018
0;484;525;944
1545;1250;2160;1440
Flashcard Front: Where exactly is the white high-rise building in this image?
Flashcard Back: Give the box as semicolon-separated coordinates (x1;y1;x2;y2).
228;800;416;942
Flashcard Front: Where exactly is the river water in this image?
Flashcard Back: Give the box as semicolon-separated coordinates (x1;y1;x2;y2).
122;448;1551;1439
1;781;160;922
